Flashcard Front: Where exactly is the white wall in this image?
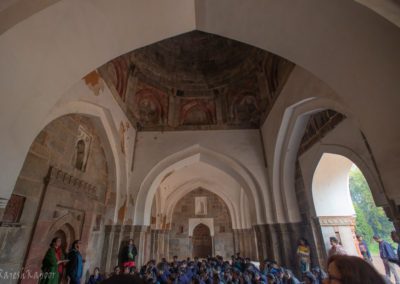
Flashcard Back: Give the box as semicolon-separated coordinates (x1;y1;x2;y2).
312;153;355;217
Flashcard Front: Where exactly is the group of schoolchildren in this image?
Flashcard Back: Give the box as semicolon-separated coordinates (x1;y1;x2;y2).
108;253;326;284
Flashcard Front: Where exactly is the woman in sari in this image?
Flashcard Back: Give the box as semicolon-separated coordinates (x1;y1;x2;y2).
39;237;69;284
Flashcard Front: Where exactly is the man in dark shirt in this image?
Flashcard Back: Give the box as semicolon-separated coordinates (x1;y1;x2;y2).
374;235;400;283
66;240;84;284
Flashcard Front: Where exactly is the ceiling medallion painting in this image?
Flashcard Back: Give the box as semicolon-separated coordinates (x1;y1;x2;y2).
98;31;294;131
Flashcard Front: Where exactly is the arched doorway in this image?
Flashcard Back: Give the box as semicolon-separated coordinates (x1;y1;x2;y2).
192;224;212;258
312;153;395;276
312;153;358;255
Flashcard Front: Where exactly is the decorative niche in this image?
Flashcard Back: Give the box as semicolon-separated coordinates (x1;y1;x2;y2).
74;126;92;171
1;194;26;226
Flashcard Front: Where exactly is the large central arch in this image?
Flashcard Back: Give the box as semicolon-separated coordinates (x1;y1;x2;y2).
134;145;265;226
1;0;400;209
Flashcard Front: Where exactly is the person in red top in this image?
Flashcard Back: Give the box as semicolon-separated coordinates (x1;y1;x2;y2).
39;237;69;284
122;239;137;269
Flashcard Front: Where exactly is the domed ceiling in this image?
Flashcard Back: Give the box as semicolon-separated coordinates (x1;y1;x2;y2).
98;31;294;131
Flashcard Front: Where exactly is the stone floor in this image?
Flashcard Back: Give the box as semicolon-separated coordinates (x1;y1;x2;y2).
372;254;400;283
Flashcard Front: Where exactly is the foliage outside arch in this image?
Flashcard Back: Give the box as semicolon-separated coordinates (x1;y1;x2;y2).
350;165;395;253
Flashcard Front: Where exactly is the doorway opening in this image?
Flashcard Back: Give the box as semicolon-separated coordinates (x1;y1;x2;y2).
312;153;396;276
192;223;212;258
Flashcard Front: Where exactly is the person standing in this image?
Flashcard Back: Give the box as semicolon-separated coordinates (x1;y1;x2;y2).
373;235;400;284
356;235;372;263
39;237;69;284
328;237;347;257
122;239;137;269
66;240;84;284
296;238;311;273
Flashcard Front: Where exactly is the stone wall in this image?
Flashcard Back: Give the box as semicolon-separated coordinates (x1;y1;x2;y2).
166;188;234;259
0;114;110;284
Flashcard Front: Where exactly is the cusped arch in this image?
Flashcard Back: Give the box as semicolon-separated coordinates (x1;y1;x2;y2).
134;145;266;226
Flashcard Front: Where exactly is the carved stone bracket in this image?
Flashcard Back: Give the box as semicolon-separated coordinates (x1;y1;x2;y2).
318;216;355;226
48;167;97;199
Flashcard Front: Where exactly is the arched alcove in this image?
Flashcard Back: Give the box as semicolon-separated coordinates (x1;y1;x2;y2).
192;224;212;258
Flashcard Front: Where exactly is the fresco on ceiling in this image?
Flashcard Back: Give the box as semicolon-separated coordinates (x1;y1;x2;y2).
180;98;216;126
97;31;294;131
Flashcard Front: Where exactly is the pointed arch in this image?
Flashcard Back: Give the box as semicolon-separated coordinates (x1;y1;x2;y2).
134;145;266;226
42;101;124;223
272;97;357;223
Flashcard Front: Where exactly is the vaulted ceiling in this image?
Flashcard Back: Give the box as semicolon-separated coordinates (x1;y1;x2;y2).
98;31;294;131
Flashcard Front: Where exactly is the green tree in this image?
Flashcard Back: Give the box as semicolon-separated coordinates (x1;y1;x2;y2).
353;204;374;244
349;166;395;248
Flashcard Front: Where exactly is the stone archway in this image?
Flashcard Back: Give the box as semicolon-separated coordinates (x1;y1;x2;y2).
52;223;76;254
192;224;212;258
312;153;358;256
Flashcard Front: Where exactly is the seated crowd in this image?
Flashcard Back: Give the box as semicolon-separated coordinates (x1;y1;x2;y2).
96;253;386;284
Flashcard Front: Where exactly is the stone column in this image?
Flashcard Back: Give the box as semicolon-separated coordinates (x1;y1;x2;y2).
254;224;270;261
132;225;150;266
149;229;170;260
232;229;240;253
102;225;122;273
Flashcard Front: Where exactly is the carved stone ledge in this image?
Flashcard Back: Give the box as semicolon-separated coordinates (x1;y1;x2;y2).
318;216;355;226
48;167;98;199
